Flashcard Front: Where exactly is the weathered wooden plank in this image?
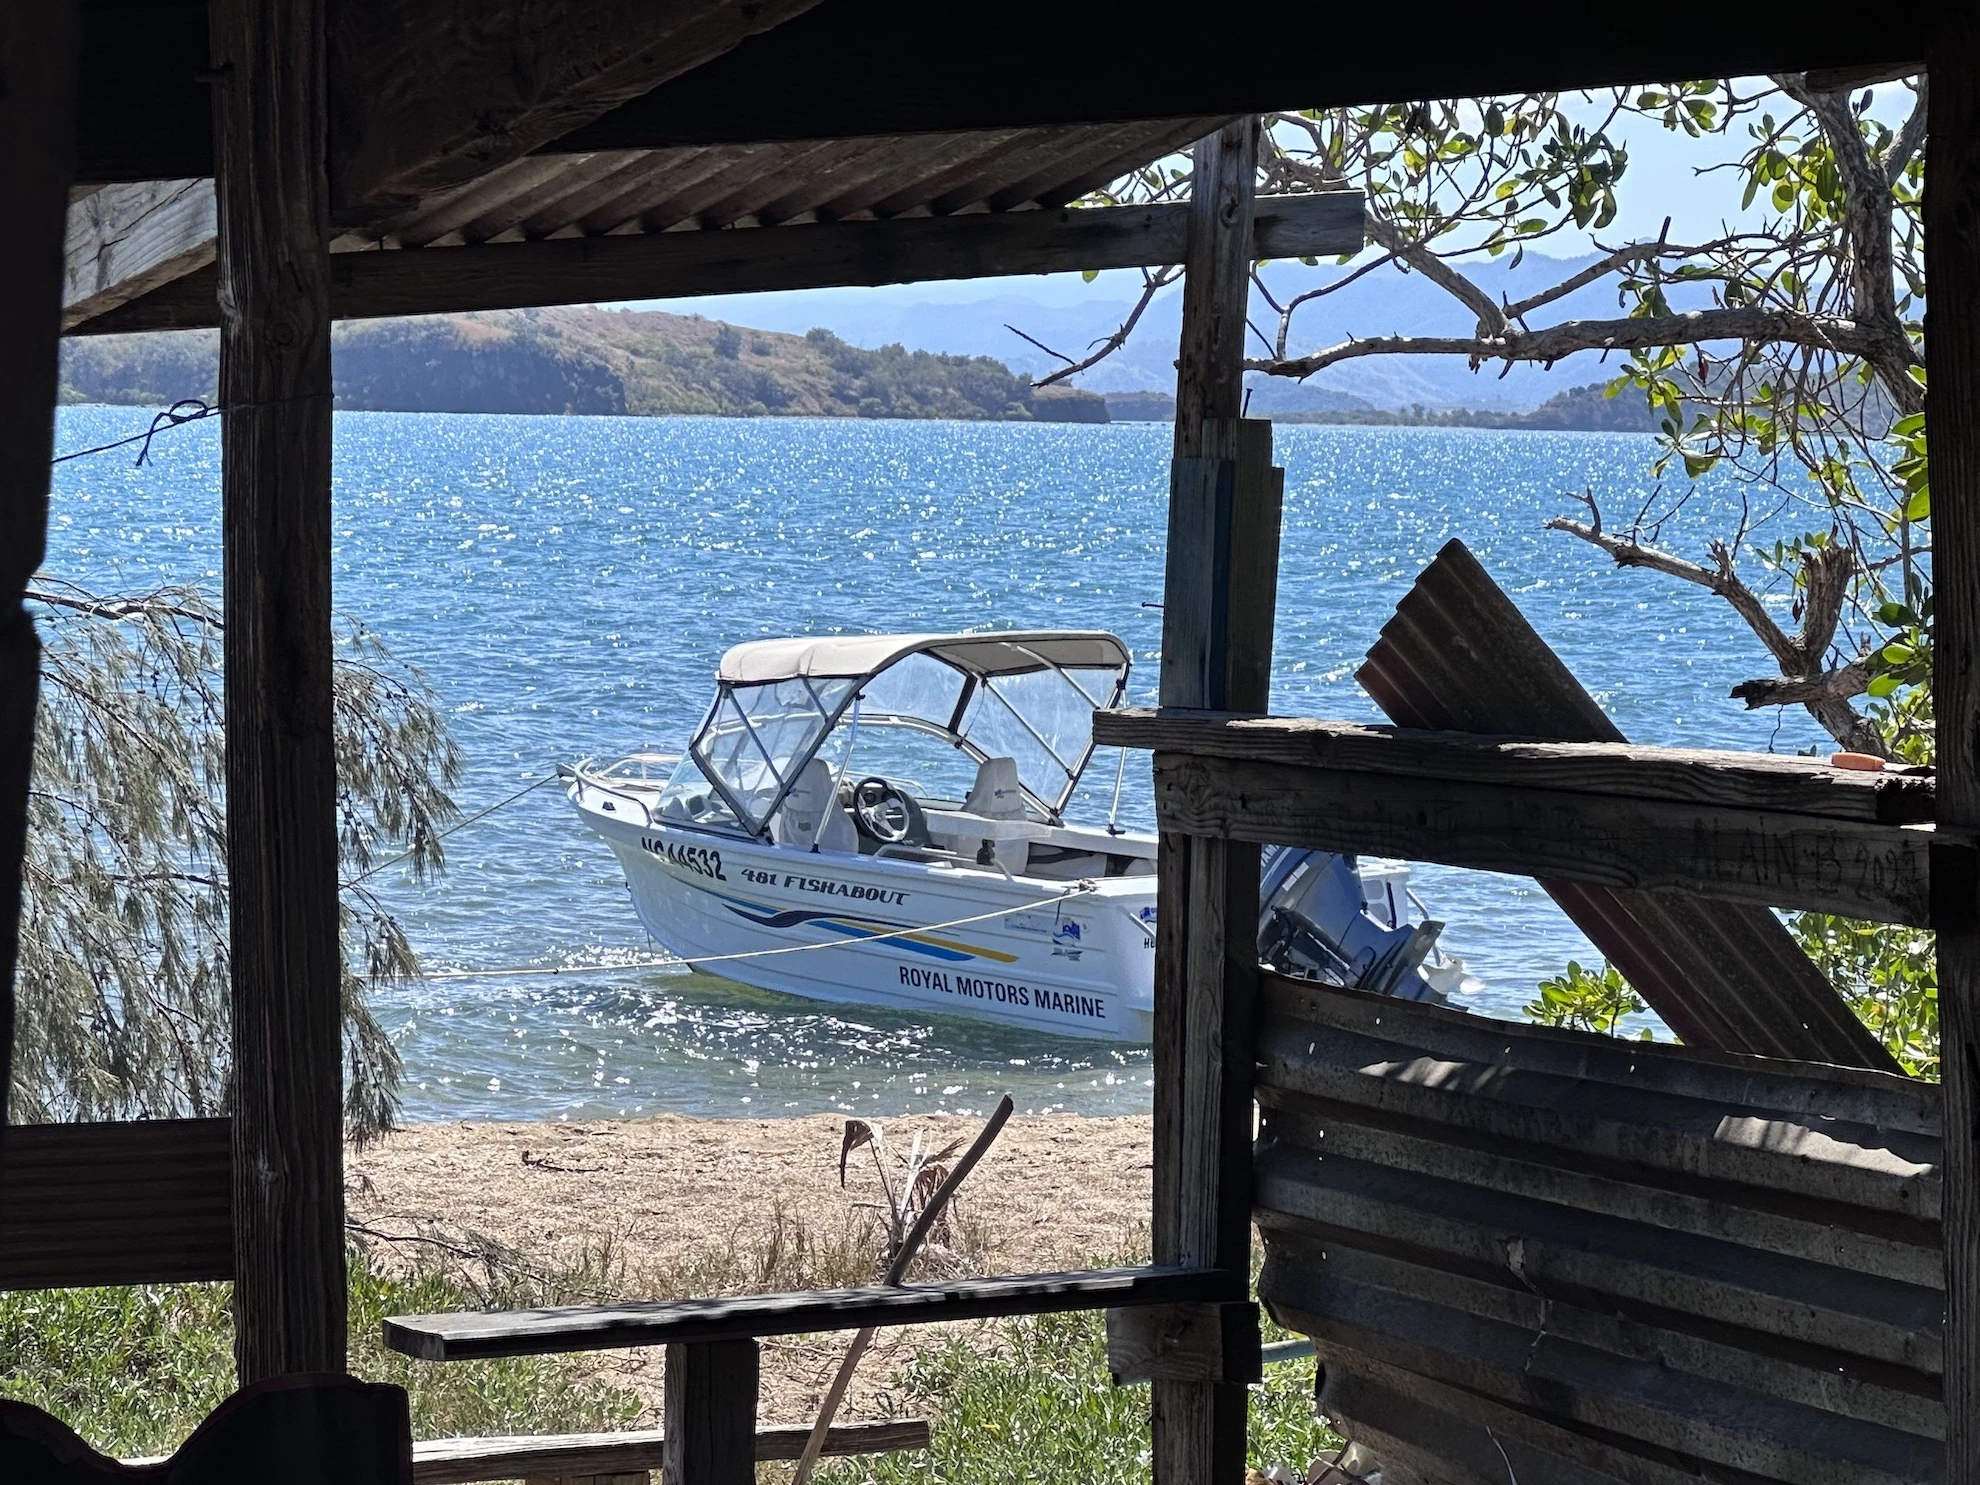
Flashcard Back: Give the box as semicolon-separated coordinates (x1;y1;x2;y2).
1153;116;1264;1485
1096;709;1937;825
1927;12;1980;1480
0;1119;232;1290
1106;1302;1261;1385
662;1339;757;1485
1153;750;1937;925
209;0;345;1383
326;0;825;214
410;1419;929;1484
1173;135;1256;460
385;1266;1240;1362
67;191;1365;336
60;178;215;331
0;0;75;1138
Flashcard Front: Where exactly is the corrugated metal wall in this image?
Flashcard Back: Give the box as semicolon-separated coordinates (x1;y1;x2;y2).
1253;973;1942;1485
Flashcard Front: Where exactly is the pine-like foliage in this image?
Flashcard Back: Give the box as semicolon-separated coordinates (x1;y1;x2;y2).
10;580;461;1140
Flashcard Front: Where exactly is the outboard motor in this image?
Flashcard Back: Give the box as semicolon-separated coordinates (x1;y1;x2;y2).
1258;846;1462;1004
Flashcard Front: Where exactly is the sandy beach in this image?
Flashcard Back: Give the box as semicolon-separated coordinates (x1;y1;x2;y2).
347;1112;1154;1423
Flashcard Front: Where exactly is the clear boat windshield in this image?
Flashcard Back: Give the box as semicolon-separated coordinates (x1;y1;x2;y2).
684;635;1128;835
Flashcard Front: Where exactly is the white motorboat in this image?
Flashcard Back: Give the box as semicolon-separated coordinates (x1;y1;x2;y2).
567;630;1473;1042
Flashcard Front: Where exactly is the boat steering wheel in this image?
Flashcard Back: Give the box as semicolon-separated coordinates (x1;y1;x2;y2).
851;776;920;844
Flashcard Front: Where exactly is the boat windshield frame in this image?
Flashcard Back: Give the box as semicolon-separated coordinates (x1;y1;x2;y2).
686;633;1130;836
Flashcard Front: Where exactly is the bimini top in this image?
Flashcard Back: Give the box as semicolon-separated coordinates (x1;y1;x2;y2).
692;629;1133;833
717;631;1131;685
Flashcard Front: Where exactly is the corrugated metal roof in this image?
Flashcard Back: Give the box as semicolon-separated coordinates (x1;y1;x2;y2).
348;119;1224;250
1357;538;1900;1072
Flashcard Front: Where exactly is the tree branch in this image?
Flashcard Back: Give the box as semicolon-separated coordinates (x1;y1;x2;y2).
1027;266;1179;389
1362;211;1507;336
1771;73;1919;410
1886;76;1929;188
1255;306;1921;415
1730;662;1870;709
1502;229;1687;323
1547;505;1886;755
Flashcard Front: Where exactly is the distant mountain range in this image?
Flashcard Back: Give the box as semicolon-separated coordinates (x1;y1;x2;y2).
58;307;1110;423
650;246;1704;414
57;245;1690;428
1106;381;1661;431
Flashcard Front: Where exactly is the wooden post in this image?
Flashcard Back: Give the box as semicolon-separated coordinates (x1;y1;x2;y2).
209;0;346;1381
1928;23;1980;1484
662;1339;760;1485
1150;117;1273;1485
0;1;78;1134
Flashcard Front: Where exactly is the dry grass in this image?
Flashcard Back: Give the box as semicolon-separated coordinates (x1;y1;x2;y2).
347;1112;1152;1424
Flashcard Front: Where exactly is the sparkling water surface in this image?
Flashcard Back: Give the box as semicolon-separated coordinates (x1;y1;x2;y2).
48;409;1832;1122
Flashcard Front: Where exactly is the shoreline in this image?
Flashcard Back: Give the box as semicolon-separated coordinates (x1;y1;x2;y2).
347;1111;1154;1423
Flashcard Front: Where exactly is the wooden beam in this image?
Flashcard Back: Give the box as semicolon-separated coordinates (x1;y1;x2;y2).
65;191;1366;336
1927;10;1980;1482
61;178;215;331
209;0;345;1382
408;1419;930;1485
0;0;78;1138
662;1340;758;1485
0;1119;232;1290
1107;1302;1262;1386
1153;116;1267;1485
326;0;825;217
385;1266;1241;1362
1096;710;1939;827
1150;749;1936;926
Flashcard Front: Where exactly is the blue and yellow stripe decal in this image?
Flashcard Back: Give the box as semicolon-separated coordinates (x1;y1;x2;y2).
709;889;1018;965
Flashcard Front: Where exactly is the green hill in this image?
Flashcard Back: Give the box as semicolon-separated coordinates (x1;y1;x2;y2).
57;305;1110;423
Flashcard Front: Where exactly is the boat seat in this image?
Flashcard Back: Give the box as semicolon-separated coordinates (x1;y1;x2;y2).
773;759;857;853
938;756;1028;870
963;756;1025;820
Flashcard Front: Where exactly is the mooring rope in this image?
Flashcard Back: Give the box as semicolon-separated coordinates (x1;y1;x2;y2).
50;394;328;468
341;770;564;889
419;881;1105;982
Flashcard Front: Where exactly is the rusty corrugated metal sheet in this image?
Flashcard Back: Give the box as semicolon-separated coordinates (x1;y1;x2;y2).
1357;537;1899;1071
351;119;1226;250
1254;973;1942;1485
0;1118;231;1289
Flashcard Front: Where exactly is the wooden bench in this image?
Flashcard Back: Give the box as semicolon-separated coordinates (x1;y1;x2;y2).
385;1265;1242;1485
385;1265;1236;1361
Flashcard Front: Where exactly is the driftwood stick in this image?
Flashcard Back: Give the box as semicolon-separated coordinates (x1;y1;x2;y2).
789;1095;1015;1485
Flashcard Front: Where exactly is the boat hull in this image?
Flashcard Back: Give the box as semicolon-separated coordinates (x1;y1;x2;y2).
578;798;1157;1041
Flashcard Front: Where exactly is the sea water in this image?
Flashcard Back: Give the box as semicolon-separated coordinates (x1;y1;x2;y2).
47;408;1835;1121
